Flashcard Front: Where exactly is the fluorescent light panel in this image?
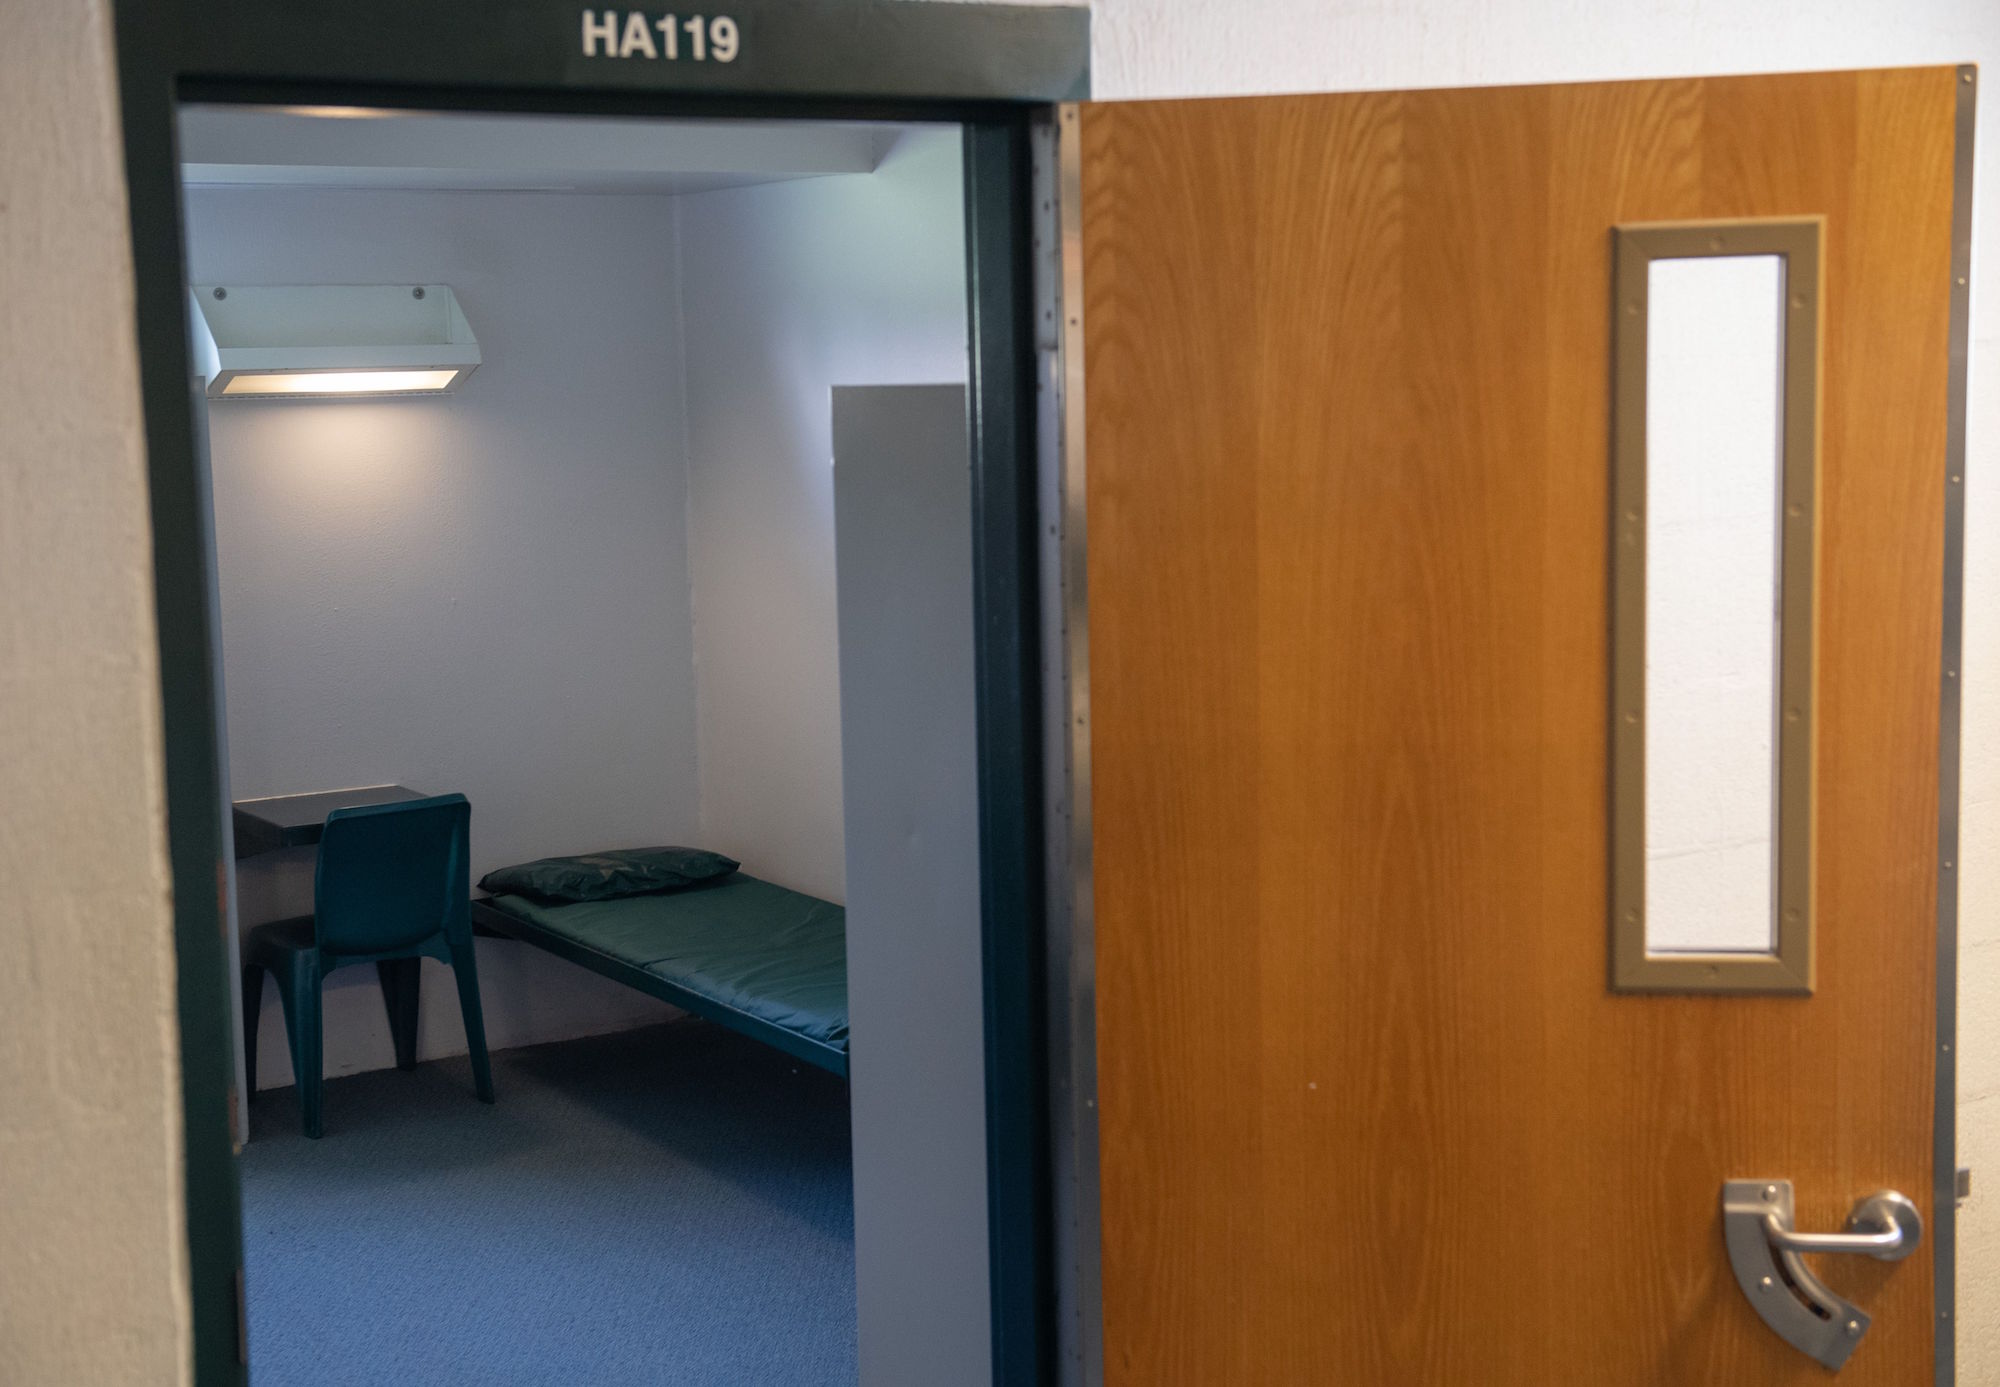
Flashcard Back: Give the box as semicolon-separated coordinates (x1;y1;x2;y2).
220;369;461;397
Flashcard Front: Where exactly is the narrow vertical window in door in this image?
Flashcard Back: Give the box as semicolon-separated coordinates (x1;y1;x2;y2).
1610;219;1822;993
1644;254;1784;953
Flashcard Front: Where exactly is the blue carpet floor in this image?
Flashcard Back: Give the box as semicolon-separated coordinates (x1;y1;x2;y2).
240;1019;857;1386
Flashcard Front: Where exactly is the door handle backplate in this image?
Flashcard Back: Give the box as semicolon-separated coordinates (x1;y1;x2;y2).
1721;1180;1922;1372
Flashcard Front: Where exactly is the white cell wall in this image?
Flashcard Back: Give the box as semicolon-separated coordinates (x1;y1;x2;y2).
675;142;981;1387
677;127;971;902
184;188;696;1087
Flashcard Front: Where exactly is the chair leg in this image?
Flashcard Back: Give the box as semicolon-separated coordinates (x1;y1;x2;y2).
443;933;495;1105
377;958;421;1071
281;954;326;1139
241;966;264;1101
269;963;303;1093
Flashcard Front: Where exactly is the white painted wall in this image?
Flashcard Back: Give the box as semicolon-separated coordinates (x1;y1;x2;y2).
184;187;694;1090
834;385;991;1387
0;4;192;1382
676;148;983;1387
677;127;971;902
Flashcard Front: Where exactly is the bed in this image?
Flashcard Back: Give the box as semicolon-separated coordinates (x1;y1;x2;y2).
471;873;850;1077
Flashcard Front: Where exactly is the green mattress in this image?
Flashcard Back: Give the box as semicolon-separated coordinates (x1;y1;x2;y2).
481;875;849;1053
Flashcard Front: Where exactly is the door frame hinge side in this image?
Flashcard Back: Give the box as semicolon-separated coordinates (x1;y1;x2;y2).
1036;100;1106;1387
1935;59;1978;1387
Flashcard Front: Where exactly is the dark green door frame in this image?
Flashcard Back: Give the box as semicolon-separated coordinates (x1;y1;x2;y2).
106;4;1087;1383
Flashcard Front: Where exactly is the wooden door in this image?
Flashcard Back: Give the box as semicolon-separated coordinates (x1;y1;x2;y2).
1079;69;1965;1384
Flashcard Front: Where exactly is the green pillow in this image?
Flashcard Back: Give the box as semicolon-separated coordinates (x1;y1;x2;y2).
479;847;739;904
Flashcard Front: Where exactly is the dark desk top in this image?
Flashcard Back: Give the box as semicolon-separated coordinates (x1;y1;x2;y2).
232;785;427;859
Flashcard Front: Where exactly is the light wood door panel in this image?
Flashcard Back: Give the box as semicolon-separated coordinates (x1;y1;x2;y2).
1083;69;1958;1385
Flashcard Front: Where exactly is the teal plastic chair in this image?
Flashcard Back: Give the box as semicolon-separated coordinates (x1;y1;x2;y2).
241;794;493;1138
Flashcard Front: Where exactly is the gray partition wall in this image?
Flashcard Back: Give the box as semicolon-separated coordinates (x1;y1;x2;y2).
832;385;991;1387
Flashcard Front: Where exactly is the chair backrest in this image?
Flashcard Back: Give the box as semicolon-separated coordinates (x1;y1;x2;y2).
313;794;470;956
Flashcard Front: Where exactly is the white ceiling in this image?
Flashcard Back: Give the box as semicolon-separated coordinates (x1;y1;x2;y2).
177;107;912;194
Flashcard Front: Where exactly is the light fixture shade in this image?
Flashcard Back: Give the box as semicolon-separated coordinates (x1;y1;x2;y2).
188;283;481;399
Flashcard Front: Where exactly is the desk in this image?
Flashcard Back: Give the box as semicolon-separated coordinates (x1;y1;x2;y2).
232;785;427;859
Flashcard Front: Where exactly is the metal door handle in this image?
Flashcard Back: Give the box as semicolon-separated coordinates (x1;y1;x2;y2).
1762;1193;1919;1260
1721;1180;1923;1372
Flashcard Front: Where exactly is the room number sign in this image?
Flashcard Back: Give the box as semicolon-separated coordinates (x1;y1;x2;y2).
581;10;741;62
